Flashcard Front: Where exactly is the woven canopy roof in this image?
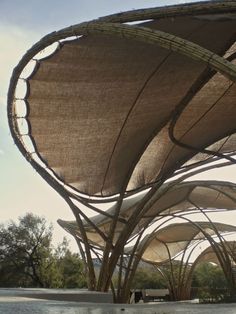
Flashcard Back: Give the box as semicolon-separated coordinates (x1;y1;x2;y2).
58;220;236;257
194;240;236;266
136;222;236;264
142;180;236;218
8;1;236;198
58;180;236;248
93;180;236;225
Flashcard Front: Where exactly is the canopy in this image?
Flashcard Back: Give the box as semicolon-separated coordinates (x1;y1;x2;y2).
58;180;236;247
8;1;236;198
137;222;236;264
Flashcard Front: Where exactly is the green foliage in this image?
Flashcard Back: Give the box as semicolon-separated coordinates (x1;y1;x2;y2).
192;262;228;302
131;267;167;289
55;237;87;288
193;262;227;289
0;213;86;289
0;213;53;287
58;250;87;288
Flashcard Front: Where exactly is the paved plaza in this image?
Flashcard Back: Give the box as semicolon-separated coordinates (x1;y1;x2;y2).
0;289;236;314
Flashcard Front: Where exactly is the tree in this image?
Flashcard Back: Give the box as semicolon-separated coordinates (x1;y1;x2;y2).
192;262;228;302
0;214;87;289
131;267;167;290
193;262;227;289
0;213;56;287
55;237;87;288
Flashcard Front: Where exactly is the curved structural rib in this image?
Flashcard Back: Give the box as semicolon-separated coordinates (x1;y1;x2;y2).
7;1;236;301
8;5;236;197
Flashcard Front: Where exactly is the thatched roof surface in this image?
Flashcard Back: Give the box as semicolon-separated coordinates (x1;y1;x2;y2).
193;240;236;266
8;2;236;198
136;222;236;264
58;219;236;258
57;180;236;248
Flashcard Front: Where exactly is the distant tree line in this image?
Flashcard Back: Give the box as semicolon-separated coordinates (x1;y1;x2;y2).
0;213;87;288
130;263;228;302
192;262;228;302
1;212;228;300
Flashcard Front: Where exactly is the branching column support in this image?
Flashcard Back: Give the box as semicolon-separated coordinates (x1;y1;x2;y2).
7;2;236;303
190;201;236;298
96;197;124;292
167;213;236;299
65;199;97;290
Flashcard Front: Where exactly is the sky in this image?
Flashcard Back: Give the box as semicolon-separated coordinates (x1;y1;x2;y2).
0;0;236;252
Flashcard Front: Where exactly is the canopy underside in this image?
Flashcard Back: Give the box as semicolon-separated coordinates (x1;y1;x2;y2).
11;14;236;197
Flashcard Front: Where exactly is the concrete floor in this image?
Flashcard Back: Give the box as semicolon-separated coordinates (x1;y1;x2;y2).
0;289;236;314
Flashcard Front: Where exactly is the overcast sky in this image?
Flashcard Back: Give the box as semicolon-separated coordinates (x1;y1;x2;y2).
1;0;235;251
